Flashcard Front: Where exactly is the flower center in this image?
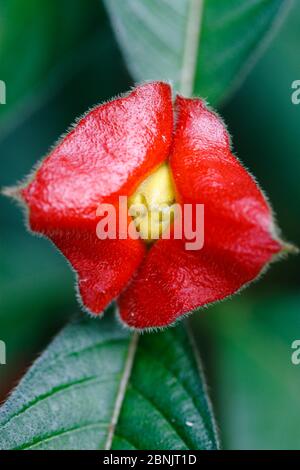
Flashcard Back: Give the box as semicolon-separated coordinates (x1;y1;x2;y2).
128;163;175;243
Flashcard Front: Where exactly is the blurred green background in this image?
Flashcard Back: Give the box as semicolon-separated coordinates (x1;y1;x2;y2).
0;0;299;450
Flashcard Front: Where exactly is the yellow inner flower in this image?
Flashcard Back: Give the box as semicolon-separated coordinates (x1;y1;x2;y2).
128;163;175;242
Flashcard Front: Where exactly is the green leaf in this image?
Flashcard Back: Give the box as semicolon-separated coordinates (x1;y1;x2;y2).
103;0;292;103
0;309;219;450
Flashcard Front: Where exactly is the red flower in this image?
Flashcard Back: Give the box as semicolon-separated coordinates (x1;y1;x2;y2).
14;82;285;329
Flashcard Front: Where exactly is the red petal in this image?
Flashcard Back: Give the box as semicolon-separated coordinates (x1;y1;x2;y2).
22;82;173;230
119;97;282;329
48;227;145;315
170;96;281;247
20;83;173;314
